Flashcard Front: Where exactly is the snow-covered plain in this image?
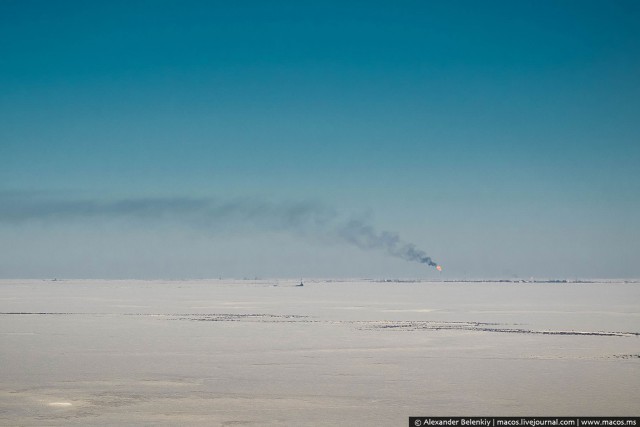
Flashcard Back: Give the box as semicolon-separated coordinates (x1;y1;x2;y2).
1;279;639;425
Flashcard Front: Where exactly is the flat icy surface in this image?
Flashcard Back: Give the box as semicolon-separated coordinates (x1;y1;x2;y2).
1;279;639;425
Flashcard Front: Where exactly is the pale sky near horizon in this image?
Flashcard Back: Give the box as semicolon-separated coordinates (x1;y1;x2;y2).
1;0;639;279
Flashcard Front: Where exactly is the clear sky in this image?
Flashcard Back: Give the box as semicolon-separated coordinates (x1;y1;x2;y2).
1;0;639;279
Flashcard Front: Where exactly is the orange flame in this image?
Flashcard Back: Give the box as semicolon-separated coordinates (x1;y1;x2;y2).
436;265;442;272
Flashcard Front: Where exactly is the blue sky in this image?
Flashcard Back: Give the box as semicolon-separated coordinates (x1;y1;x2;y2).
1;0;639;278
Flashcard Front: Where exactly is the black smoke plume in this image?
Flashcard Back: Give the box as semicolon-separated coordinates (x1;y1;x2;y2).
0;191;439;268
338;219;438;267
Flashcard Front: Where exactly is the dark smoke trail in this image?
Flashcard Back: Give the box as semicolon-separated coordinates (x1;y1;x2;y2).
337;219;439;268
1;192;439;268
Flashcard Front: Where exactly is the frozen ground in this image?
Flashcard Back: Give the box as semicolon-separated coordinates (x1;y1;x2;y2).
1;279;639;426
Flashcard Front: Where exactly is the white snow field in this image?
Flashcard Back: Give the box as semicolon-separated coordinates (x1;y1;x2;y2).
1;279;638;426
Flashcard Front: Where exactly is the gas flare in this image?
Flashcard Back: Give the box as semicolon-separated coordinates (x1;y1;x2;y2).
436;265;442;272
